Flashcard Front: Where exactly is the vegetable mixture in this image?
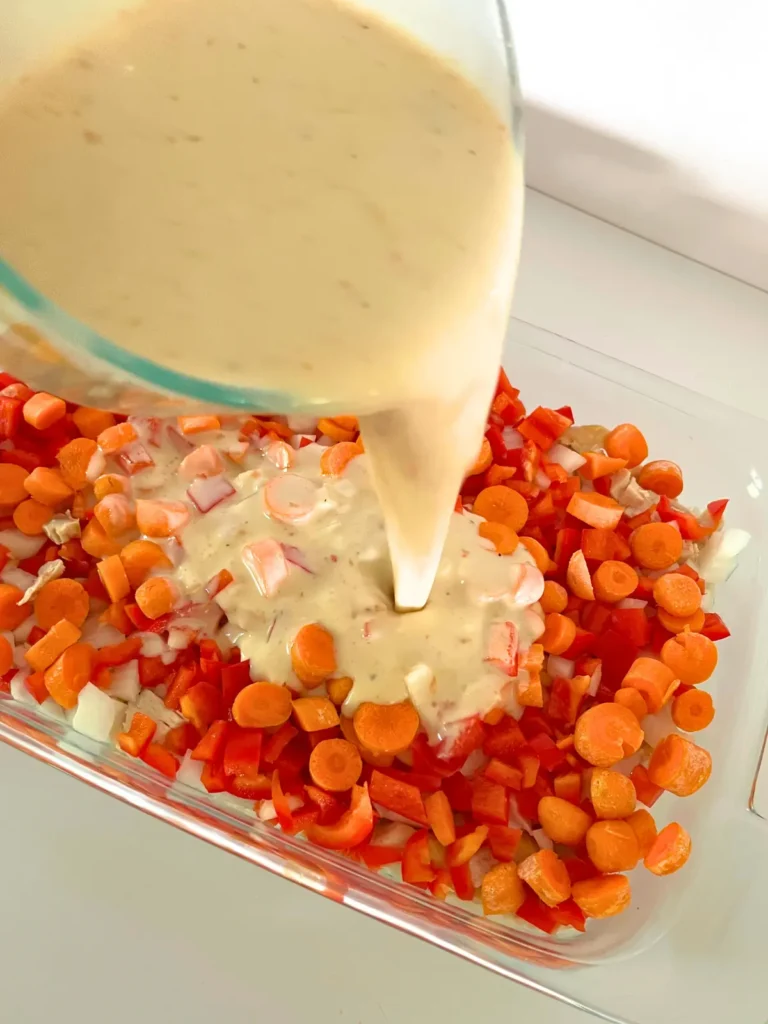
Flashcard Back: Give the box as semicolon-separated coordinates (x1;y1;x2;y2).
0;367;737;936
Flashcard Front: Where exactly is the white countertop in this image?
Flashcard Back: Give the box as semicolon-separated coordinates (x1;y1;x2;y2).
2;191;767;1024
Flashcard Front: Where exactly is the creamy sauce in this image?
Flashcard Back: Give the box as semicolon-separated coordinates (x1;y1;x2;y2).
124;420;544;742
0;0;522;611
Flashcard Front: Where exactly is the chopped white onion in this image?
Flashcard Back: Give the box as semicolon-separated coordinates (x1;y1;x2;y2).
372;803;424;827
1;567;36;591
257;794;303;822
587;664;602;697
532;828;554;851
12;645;26;670
17;559;65;605
286;415;318;435
176;751;206;791
0;529;45;559
134;632;169;657
369;821;416;847
642;707;677;749
616;598;648;610
71;683;123;742
167;626;197;650
502;427;524;450
547;655;575;679
10;670;35;707
81;622;126;650
85;449;106;482
160;650;179;666
187;475;236;513
43;514;81;544
108;660;141;702
135;689;184;730
694;527;751;586
534;468;551;491
548;443;586;473
38;698;67;722
13;618;35;643
460;748;488;778
468;847;499;887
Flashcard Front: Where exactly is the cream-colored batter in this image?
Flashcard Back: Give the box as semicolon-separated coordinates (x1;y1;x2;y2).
0;0;521;609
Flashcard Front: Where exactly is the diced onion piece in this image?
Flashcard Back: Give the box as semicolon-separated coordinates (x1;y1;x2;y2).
547;655;575;679
43;514;81;544
695;527;751;586
532;828;554;851
135;689;184;730
0;529;46;560
167;627;197;650
134;632;169;657
1;567;36;592
17;559;65;605
616;598;648;610
187;475;236;513
81;623;127;650
10;670;35;707
534;468;551;491
587;664;602;696
176;751;206;791
548;443;586;473
502;427;524;450
85;449;107;482
460;748;488;778
72;683;124;742
469;847;500;887
370;821;416;847
108;660;141;702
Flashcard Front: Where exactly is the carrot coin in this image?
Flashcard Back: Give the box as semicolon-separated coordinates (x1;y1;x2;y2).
621;657;676;714
320;441;362;477
0;463;30;512
630;522;683;570
540;612;577;656
574;703;644;768
656;607;705;635
647;733;712;797
308;738;362;792
518;849;571;907
478;521;519;555
590;769;637;819
353;700;420;755
613;687;649;721
34;578;90;630
481;862;526;916
572;875;631;919
540;581;568;614
671;689;715;732
637;460;683;499
474;485;529;532
135;577;178;620
43;642;94;709
0;583;32;631
586;820;639;873
627;809;658;858
660;632;718;685
537;796;592;845
519;535;550;573
592;560;639;603
290;623;337;686
603;424;648;469
644;821;691;875
232;681;292;728
653;573;701;618
120;539;174;589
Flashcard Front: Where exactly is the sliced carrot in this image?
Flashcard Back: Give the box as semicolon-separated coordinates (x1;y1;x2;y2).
613;687;648;721
467;437;493;478
473;485;528;532
329;415;359;433
540;612;577;656
290;623;337;686
425;790;457;846
540;581;568;614
627;809;657;857
43;642;94;709
25;618;81;672
13;498;53;535
56;437;99;490
586;820;639;872
537;795;592;845
232;680;291;728
478;521;519;555
317;417;356;443
353;700;420;755
97;554;131;603
119;539;173;588
518;849;571;907
23;466;73;507
81;519;124;558
135;576;177;619
637;460;683;499
326;676;354;707
656;606;705;635
94;473;130;500
566;492;623;530
292;696;340;732
603;424;648;469
0;463;30;512
319;441;362;477
94;493;136;538
572;875;631;919
308;737;362;792
653;573;701;618
621;657;675;714
629;521;683;570
72;406;115;440
647;733;712;797
97;422;138;454
671;688;715;732
592;560;639;603
660;631;717;685
574;703;644;768
0;635;13;675
566;549;595;600
22;392;66;430
590;769;636;819
579;452;628;480
34;578;89;630
481;862;526;916
644;821;691;875
0;583;32;630
519;535;550;573
177;415;221;435
135;499;190;538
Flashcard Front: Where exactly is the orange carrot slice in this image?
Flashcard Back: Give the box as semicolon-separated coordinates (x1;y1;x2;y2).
478;521;519;555
481;862;526;916
136;499;190;538
473;485;529;532
290;623;337;686
613;687;648;721
603;424;648;468
586;820;639;872
566;492;623;530
518;849;571;907
13;498;53;536
579;452;628;480
621;657;676;714
56;437;99;490
97;554;131;603
97;422;138;454
292;696;340;732
308;738;362;791
572;875;631;918
353;700;420;755
94;494;136;538
0;463;30;512
627;808;657;857
43;642;95;709
656;607;705;635
537;796;592;845
81;519;125;558
467;437;493;478
425;790;456;846
34;578;90;630
327;677;354;706
540;612;577;655
592;560;639;603
660;631;717;684
120;539;173;588
519;535;551;573
637;460;683;499
644;821;691;875
566;549;595;600
232;681;292;728
177;415;221;435
590;769;636;819
25;618;81;672
574;703;644;768
629;522;683;570
671;688;715;732
0;583;32;630
72;406;115;439
540;581;568;614
647;733;712;796
319;441;363;477
94;473;130;500
135;577;178;619
22;392;66;430
653;572;701;617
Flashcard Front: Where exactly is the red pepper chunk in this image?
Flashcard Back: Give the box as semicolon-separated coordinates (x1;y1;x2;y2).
223;726;263;777
271;770;295;832
470;777;509;825
179;680;223;734
141;743;179;780
516;891;560;934
517;406;572;451
305;783;374;851
191;720;229;763
369;770;428;826
402;830;436;886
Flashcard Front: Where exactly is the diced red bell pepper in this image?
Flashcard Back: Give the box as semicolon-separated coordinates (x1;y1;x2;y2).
551;898;587;932
377;766;443;793
519;706;554;740
547;675;590;727
486;824;522;862
163;722;200;757
282;806;320;836
200;759;227;793
580;601;612;635
555;405;574;423
434;717;485;772
220;659;252;707
701;612;731;642
529;491;557;526
513;745;541;789
561;628;597;660
470;777;509;825
484;758;523;790
24;671;49;705
140;743;179;780
563;855;599;885
517;406;572;451
553;772;582;805
138;655;168;688
483;715;526;761
305;784;345;825
223;726;263;777
164;662;198;710
262;722;300;765
649;619;674;655
594;629;638;690
428;867;453;900
271;770;295;831
630;764;664;807
305;783;374;850
179;680;223;734
273;736;310;781
401;830;436;885
527;732;568;773
485;424;508;463
441;771;474;812
356;843;405;870
516;892;559;934
369;769;428;826
447;860;474;901
0;396;23;439
191;720;229;762
95;636;143;668
610;607;652;648
553;527;582;573
225;772;272;800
